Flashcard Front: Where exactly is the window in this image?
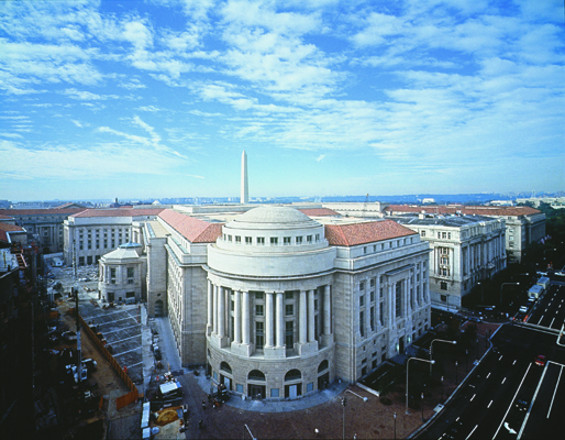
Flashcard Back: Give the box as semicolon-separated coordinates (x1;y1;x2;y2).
255;322;264;349
285;321;294;346
360;281;365;291
421;230;426;237
257;237;265;245
255;305;264;316
364;246;367;254
235;236;241;243
360;295;365;306
296;236;303;244
440;294;447;302
370;278;375;288
440;282;448;291
395;282;402;318
245;236;252;244
270;237;278;245
370;291;375;302
370;306;375;331
285;304;294;316
127;267;134;278
315;234;320;241
283;236;291;245
227;235;232;242
307;235;312;243
359;311;365;337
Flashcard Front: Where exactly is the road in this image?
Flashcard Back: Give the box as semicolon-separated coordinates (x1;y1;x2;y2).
416;322;565;440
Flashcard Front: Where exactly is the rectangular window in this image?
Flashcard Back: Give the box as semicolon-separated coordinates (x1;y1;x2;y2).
307;235;312;243
245;236;252;244
283;236;291;245
127;267;134;278
421;230;426;237
360;281;365;291
257;237;265;245
440;294;447;302
296;236;303;244
78;256;84;266
285;304;294;316
285;321;294;346
255;322;264;349
270;237;278;245
440;282;448;290
370;278;375;288
359;311;365;337
315;234;320;241
364;246;367;254
360;295;365;307
370;291;375;302
370;306;375;331
227;235;232;241
395;282;402;318
255;304;264;316
235;236;241;243
270;388;279;398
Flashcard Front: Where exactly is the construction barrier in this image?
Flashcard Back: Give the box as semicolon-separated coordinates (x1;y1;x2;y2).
70;308;142;409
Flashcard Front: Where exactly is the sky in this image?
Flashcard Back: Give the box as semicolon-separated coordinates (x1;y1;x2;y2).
1;0;564;201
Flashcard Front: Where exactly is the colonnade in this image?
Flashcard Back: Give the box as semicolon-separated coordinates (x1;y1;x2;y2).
207;281;331;352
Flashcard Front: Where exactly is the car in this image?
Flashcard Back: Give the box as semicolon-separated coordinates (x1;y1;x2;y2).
515;399;529;412
535;354;546;367
519;306;529;313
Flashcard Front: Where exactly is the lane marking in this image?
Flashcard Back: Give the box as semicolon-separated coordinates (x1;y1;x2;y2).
465;424;479;440
499;355;503;361
518;362;549;440
470;393;476;402
488;400;494;408
487;372;491;379
550;317;556;328
502;377;507;384
538;314;545;325
493;363;532;439
547;364;563;419
513;360;517;366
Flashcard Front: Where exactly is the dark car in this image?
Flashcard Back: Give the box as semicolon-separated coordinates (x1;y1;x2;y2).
515;399;529;412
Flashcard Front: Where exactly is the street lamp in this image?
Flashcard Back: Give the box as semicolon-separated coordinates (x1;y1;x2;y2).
421;392;425;422
455;360;459;383
499;282;520;305
406;357;435;414
393;412;397;440
342;390;368;440
429;339;457;375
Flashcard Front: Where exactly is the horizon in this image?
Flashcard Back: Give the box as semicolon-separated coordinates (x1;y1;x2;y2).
2;1;564;201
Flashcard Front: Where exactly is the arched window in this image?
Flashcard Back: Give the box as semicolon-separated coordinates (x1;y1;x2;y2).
220;361;232;374
318;360;329;373
285;369;302;381
248;370;265;381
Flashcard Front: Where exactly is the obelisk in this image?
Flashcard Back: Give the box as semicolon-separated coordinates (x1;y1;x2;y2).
241;150;249;204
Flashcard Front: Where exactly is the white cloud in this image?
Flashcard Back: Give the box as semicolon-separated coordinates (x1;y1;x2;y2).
316;154;325;162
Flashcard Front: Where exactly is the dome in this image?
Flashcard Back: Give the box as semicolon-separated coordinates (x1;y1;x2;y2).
228;206;317;230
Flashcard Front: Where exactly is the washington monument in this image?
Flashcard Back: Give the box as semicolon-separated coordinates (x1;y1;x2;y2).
241;150;249;204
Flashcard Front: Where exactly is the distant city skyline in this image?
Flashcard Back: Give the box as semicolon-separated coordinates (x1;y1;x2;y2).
1;1;564;201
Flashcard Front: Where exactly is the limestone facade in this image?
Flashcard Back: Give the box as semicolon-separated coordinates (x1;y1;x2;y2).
98;243;146;304
393;214;506;309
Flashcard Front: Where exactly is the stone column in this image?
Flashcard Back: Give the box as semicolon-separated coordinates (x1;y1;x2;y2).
233;290;241;344
308;289;315;342
207;280;213;335
218;287;225;338
265;292;274;348
212;284;218;334
276;292;284;348
323;285;331;335
299;290;307;344
242;291;250;344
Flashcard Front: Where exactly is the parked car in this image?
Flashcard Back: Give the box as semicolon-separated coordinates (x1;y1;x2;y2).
519;306;529;313
535;354;546;367
515;399;529;412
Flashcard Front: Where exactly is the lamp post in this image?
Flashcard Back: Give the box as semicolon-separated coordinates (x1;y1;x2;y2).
421;392;425;422
429;339;457;375
406;357;435;414
342;390;368;440
455;360;459;383
499;282;520;305
393;412;397;440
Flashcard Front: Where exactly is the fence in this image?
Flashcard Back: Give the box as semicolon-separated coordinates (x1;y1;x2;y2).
70;307;142;409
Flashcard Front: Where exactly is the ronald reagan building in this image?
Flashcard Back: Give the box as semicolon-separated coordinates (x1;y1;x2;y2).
66;204;432;400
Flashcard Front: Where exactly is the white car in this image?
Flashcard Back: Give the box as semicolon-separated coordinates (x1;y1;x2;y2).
519;306;529;313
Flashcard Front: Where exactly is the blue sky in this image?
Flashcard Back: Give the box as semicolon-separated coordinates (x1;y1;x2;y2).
1;0;564;201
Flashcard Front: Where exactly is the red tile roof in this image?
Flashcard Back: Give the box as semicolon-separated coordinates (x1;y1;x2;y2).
54;202;85;209
325;220;416;246
386;204;541;217
159;209;223;243
299;208;340;217
0;208;85;216
71;208;164;218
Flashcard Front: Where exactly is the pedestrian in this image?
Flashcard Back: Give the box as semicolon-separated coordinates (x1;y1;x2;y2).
202;399;206;409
